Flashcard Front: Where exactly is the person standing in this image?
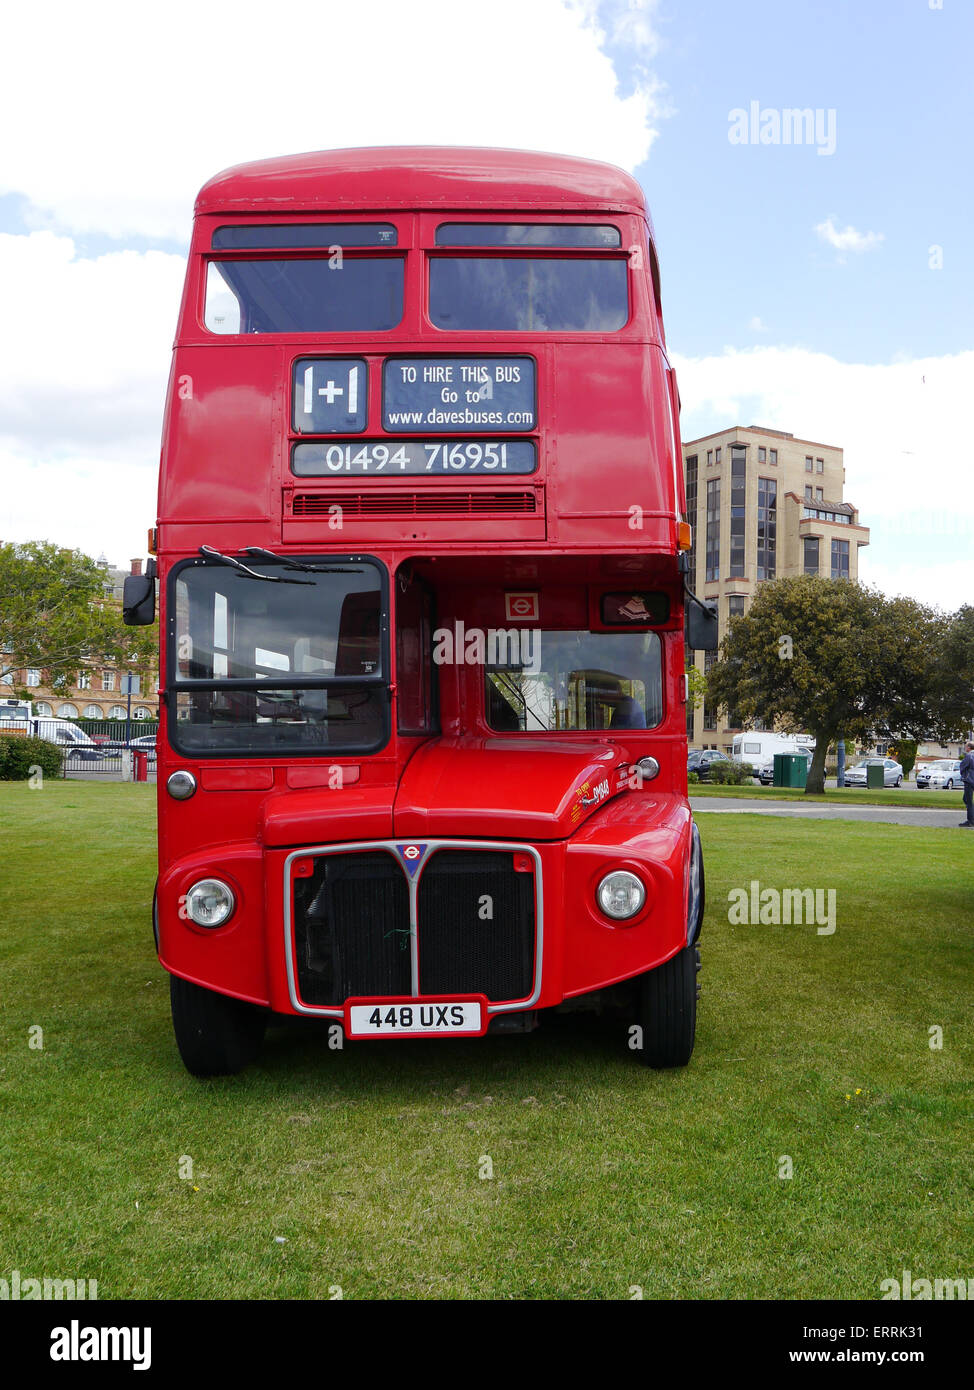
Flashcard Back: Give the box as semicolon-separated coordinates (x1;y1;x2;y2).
960;742;974;827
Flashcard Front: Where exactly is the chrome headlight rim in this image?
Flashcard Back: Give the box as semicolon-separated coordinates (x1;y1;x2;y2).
184;877;236;929
634;755;660;784
596;869;647;921
167;770;197;800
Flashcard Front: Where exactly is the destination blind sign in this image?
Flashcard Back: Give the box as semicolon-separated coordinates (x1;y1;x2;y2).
383;357;535;433
292;439;537;476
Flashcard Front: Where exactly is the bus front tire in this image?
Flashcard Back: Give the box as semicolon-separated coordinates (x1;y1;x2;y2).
636;944;698;1068
169;974;267;1077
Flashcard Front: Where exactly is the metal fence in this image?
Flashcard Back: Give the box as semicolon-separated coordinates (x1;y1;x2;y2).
76;718;159;742
31;719;158;782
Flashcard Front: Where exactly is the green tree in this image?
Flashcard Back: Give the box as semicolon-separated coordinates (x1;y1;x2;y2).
705;576;941;794
0;541;156;695
889;738;918;781
927;604;974;743
685;660;707;712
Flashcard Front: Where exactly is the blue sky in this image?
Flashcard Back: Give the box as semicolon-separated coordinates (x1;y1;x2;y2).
0;0;969;606
612;0;971;366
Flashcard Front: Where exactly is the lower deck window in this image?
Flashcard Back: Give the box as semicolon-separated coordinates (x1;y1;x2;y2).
485;630;662;732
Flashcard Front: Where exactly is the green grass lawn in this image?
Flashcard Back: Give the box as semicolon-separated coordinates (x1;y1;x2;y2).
1;782;972;1300
692;781;966;808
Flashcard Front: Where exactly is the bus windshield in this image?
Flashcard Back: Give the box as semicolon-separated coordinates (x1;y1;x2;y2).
169;558;387;754
485;630;662;732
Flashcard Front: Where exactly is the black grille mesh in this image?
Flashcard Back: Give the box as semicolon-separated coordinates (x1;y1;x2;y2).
291;847;536;1007
418;851;534;1002
293;853;411;1005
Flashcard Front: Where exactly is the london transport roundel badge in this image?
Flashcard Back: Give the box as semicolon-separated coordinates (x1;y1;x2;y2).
396;843;428;877
504;592;539;622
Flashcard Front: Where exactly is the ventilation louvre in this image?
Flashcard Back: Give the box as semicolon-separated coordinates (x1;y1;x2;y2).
289;489;539;518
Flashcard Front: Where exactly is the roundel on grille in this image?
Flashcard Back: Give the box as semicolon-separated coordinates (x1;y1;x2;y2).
395;842;428;876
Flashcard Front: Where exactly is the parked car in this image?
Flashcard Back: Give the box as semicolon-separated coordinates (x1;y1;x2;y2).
757;748;814;785
843;757;904;787
30;718;103;761
915;759;961;789
687;749;731;782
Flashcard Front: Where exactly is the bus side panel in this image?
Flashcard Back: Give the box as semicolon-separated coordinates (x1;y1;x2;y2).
160;345;281;528
551;343;678;549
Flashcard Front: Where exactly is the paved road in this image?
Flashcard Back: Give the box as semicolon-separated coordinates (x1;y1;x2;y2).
691;797;969;828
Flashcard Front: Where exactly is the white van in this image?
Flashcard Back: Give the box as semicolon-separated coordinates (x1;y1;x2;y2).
29;718;101;759
731;732;815;780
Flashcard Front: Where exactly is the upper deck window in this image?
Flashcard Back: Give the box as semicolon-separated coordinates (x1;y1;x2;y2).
435;224;620;247
212;224;397;249
204;258;404;334
429;257;628;332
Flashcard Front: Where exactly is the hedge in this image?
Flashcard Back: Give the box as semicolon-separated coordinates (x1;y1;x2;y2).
0;734;65;781
709;760;757;786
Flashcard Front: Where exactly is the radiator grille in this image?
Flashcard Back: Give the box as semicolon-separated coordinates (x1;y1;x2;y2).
292;852;411;1006
290;846;537;1007
418;851;535;1002
290;489;537;517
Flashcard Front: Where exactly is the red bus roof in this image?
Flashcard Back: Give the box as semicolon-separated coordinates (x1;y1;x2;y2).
195;146;649;220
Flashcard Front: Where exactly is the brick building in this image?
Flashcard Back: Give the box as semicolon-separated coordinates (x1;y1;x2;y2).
4;557;159;723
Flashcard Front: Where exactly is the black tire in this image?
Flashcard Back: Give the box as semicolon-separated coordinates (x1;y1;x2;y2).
895;776;902;786
947;780;954;790
169;974;267;1077
636;943;698;1069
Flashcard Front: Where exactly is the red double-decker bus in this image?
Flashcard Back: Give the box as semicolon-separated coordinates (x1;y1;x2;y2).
125;147;717;1076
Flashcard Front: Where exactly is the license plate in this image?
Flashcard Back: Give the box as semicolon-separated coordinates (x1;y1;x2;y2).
345;996;487;1039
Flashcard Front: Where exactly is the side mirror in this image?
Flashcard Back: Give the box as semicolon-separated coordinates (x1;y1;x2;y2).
686;596;718;651
123;574;155;626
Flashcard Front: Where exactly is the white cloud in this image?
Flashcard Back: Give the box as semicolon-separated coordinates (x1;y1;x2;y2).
0;232;185;447
0;0;666;566
748;316;768;332
673;344;974;610
814;216;885;255
0;0;665;242
0;231;185;563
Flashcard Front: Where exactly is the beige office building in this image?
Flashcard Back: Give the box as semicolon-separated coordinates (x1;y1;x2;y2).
683;426;869;749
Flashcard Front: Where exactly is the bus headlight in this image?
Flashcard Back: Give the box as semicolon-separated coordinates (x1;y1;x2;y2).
596;870;646;921
185;878;235;928
167;771;197;800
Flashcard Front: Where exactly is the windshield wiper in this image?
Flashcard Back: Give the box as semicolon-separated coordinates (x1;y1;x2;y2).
244;546;362;575
198;545;313;584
